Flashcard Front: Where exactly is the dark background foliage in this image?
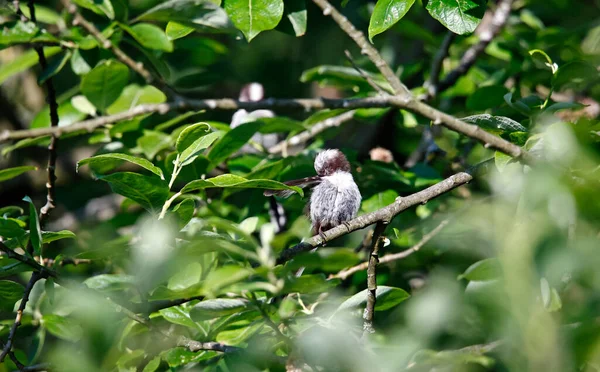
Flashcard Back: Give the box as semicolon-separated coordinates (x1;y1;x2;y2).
0;0;599;371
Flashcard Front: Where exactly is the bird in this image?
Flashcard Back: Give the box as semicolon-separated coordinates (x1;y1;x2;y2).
264;149;362;239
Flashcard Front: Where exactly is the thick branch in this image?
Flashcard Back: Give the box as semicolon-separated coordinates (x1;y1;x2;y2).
333;219;449;280
0;96;531;162
0;272;46;362
278;160;492;264
435;0;514;95
362;222;387;335
312;0;409;96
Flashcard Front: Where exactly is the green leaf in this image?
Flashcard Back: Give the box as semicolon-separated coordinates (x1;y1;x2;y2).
0;280;25;311
121;23;174;52
0;259;32;278
458;258;502;281
254;117;306;134
0;166;37;182
23;196;42;256
0;21;39;45
540;277;562;312
552;61;598;90
425;0;486;35
361;190;398;213
410;348;495;369
142;356;161;372
203;265;252;296
38;50;72;84
283;274;340;294
0;218;26;239
369;0;416;41
176;123;211;152
135;0;233;33
70;49;91;75
190;298;249;321
81;59;129;112
166;21;195;40
278;0;307;37
19;5;62;25
582;25;600;55
224;0;284;41
97;172;170;212
31;101;87;129
461;114;527;134
107;84;167;115
84;274;136;292
172;199;195;229
72;0;115;19
0;47;61;85
338;286;410;311
71;95;96;116
42;230;76;244
159;306;199;329
494;151;512;172
179;131;221;166
207;121;262;166
45;278;55;305
42;314;83;342
466;85;509;111
78;153;165;180
181;174;303;197
136;131;172;159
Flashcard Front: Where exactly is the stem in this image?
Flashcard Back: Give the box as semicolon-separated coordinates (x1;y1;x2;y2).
159;192;181;220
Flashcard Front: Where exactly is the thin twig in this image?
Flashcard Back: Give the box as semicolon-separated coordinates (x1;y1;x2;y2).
333;219;449;280
277;159;493;264
250;293;289;346
0;272;46;363
60;0;171;93
434;0;515;95
0;96;532;163
269;110;356;154
312;0;409;96
12;363;51;372
344;50;388;95
0;243;58;278
115;300;240;353
362;222;387;336
27;0;59;225
423;31;457;99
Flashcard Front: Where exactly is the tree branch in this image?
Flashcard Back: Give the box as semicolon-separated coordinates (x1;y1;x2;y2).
0;243;58;278
27;0;59;225
0;96;531;162
0;272;46;363
333;219;449;280
434;0;514;95
423;31;457;98
344;50;388;95
59;0;168;92
312;0;409;96
362;221;387;335
268;110;356;154
115;300;240;354
277;159;493;264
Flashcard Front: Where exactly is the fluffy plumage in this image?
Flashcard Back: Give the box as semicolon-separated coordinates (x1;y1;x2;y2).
263;149;361;236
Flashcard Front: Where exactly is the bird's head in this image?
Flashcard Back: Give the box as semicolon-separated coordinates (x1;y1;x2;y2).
314;149;351;176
